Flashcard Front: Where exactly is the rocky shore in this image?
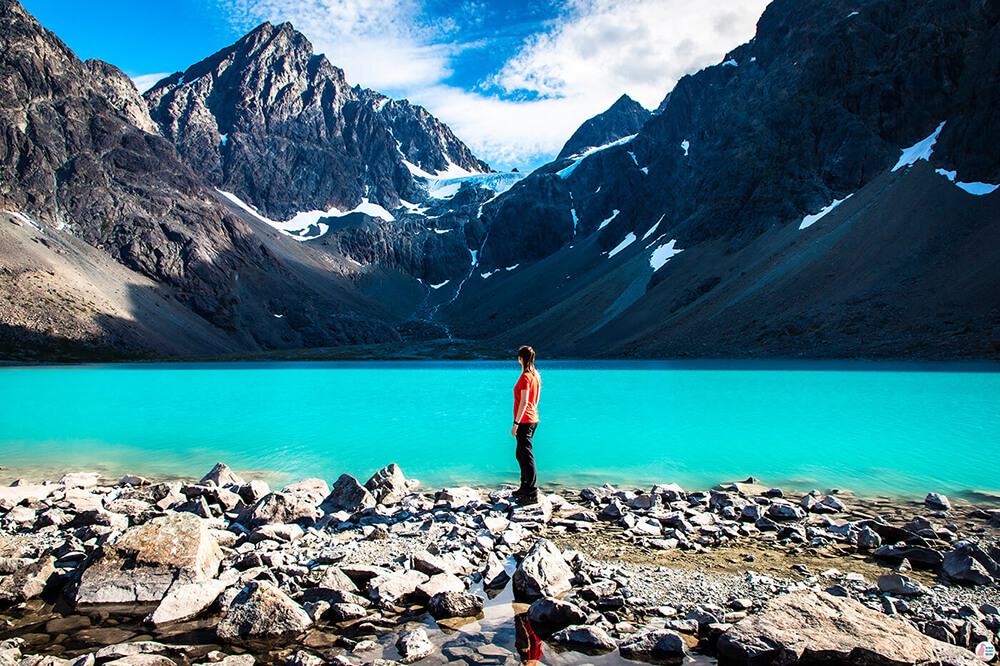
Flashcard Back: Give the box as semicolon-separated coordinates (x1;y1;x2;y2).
2;464;1000;666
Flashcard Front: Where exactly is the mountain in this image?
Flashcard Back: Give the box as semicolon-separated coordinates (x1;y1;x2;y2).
144;22;490;223
0;0;409;359
556;94;652;160
437;0;1000;359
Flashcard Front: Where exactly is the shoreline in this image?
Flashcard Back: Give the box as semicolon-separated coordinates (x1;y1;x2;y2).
2;464;1000;666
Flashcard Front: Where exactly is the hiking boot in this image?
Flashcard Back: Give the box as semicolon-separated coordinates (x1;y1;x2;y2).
515;493;539;505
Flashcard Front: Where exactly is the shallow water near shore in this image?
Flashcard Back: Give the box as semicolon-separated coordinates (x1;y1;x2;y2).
1;360;999;499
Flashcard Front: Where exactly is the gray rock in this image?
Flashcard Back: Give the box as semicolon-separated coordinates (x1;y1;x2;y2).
436;487;480;508
428;590;484;619
58;472;101;488
249;523;304;543
527;597;588;632
0;555;56;602
767;502;806;521
618;630;687;662
925;493;952;511
216;581;312;640
550;625;617;653
877;574;927;596
147;578;228;626
316;566;359;593
238;480;270;505
320;475;376;514
872;545;944;567
76;513;222;605
717;590;979;665
416;573;464;600
857;526;882;550
364;464;408;505
395;628;434;664
686;604;726;626
94;643;176;661
943;542;1000;586
237;492;320;529
281;478;330;506
512;538;573;600
482;554;510;589
510;495;553;523
326;602;368;622
104;655;176;666
200;463;245;489
366;570;429;605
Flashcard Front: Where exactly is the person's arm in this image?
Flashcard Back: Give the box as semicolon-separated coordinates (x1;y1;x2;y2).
512;388;529;436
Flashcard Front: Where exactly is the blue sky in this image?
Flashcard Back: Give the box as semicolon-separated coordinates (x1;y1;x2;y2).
22;0;770;171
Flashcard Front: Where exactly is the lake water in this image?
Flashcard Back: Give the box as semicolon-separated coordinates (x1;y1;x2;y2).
1;361;998;500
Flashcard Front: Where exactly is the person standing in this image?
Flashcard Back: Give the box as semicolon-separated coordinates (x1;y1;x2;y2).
511;345;541;504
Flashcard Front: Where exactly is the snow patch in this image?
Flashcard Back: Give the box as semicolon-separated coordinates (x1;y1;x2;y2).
598;209;620;230
5;211;40;230
273;314;284;319
935;168;999;196
556;134;637;179
218;190;393;240
429;280;450;290
681;140;690;157
220;134;228;146
749;57;757;63
798;194;853;230
650;239;683;271
642;215;665;240
892;121;945;172
847;11;859;17
505;264;519;272
640;167;649;175
433;228;450;234
607;232;637;258
722;59;738;67
481;270;498;279
627;151;639;167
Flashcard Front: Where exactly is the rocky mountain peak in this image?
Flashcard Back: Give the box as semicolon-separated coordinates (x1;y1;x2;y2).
556;94;651;160
145;20;489;222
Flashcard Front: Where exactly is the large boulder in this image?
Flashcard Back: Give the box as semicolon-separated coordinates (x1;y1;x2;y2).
320;475;376;514
200;463;245;488
717;591;979;665
512;539;573;600
147;578;229;626
281;478;330;505
366;570;429;605
216;581;312;641
236;492;320;529
550;625;617;653
618;630;687;663
0;556;56;602
527;597;588;633
427;591;484;619
942;542;1000;586
76;513;222;605
364;464;408;505
395;628;434;664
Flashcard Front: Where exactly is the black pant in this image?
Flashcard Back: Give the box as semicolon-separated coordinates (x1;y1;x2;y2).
515;422;538;495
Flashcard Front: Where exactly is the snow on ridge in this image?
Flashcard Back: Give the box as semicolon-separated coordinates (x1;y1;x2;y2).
798;194;853;230
650;239;683;271
598;209;620;231
892;121;946;172
722;59;738;67
557;134;638;179
217;190;395;242
5;211;40;230
406;160;525;200
607;232;637;258
643;215;665;240
935;169;1000;196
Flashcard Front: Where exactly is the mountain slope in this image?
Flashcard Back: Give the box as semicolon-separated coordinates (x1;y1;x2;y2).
0;0;404;355
144;22;490;223
439;0;1000;359
556;94;652;160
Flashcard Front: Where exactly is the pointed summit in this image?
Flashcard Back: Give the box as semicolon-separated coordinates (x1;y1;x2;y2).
145;19;488;221
556;94;652;160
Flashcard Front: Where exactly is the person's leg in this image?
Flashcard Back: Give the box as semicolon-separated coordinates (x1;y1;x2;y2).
515;423;537;497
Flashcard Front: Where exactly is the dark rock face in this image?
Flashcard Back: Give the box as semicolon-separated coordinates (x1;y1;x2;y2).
0;0;404;354
145;22;489;222
556;94;651;160
442;0;1000;360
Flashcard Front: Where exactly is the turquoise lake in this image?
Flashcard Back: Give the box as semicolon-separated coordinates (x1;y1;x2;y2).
1;361;998;499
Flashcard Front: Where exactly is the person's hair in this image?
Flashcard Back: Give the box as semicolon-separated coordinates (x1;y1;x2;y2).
518;345;538;375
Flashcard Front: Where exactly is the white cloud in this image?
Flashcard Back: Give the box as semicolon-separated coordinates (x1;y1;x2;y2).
213;0;771;170
494;0;771;110
131;72;171;94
